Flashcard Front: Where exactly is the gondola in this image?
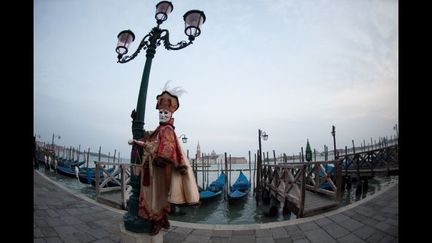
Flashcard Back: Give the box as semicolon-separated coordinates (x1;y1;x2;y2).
56;159;85;178
199;190;223;201
199;171;226;202
227;171;250;203
319;164;335;190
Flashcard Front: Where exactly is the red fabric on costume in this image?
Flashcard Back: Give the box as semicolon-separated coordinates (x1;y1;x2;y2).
149;118;185;167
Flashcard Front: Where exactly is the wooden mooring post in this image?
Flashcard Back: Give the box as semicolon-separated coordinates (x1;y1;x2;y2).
224;152;228;200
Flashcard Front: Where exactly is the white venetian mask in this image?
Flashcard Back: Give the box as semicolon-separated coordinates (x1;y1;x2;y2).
159;109;172;123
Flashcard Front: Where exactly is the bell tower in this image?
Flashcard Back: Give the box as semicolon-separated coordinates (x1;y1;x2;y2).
196;141;201;161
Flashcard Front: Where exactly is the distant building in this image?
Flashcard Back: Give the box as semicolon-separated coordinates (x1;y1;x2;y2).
193;143;247;165
228;156;247;164
201;151;220;164
196;141;201;160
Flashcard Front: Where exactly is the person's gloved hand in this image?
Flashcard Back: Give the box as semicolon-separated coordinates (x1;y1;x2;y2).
175;165;188;175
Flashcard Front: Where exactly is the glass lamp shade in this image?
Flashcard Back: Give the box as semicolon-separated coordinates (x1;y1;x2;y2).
182;136;188;143
183;10;206;38
155;1;173;23
116;30;135;55
262;133;268;141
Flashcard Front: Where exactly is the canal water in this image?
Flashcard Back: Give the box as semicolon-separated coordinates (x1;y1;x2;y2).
35;162;398;224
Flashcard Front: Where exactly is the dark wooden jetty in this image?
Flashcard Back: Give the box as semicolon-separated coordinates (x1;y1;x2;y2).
256;143;399;218
339;144;398;177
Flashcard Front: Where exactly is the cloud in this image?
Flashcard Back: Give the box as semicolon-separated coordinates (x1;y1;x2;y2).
321;78;397;121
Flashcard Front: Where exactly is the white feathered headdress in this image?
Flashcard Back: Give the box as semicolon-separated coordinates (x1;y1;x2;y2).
156;81;187;112
161;80;186;97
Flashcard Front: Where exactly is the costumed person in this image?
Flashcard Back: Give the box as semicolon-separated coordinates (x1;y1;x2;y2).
128;82;200;235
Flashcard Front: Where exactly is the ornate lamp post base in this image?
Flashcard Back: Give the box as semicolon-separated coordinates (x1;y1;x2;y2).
123;214;152;233
120;223;164;243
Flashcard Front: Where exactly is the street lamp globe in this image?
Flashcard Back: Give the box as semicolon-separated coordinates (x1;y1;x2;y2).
155;1;174;24
183;10;206;40
262;132;268;141
179;134;188;143
116;30;135;56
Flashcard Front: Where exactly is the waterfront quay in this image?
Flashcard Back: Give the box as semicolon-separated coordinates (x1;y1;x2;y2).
34;170;398;243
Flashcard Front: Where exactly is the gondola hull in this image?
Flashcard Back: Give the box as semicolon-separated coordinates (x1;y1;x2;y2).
199;190;223;202
227;189;248;203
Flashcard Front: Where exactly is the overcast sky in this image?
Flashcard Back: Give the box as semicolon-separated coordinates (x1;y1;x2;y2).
34;0;398;161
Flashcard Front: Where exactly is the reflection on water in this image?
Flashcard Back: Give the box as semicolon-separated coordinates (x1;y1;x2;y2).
36;164;398;224
169;193;295;224
339;176;397;207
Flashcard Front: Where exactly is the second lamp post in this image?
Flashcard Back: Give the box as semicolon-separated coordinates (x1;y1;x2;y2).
256;129;268;204
51;133;60;149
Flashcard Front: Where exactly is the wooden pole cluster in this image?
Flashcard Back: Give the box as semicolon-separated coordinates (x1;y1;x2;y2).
253;152;256;194
248;151;252;189
224;152;228;200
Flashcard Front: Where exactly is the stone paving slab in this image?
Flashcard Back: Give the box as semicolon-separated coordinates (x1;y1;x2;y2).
34;170;398;242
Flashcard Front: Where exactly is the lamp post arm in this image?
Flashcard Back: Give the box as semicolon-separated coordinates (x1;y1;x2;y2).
160;29;193;50
118;33;152;64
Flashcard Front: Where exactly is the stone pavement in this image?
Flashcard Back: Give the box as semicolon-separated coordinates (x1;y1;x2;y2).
34;170;398;242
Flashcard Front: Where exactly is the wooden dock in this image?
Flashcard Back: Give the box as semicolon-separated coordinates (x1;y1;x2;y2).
257;143;398;218
259;161;342;218
302;191;339;217
339;144;398;177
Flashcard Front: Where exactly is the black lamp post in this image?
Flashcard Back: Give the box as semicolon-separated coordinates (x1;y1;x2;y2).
256;129;268;204
331;125;337;160
178;134;188;143
258;129;268;160
115;1;206;233
393;123;398;139
51;133;61;149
